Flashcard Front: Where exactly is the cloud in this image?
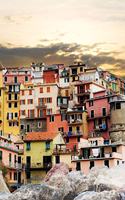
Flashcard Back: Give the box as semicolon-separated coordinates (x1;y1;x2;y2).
2;15;32;24
0;42;125;76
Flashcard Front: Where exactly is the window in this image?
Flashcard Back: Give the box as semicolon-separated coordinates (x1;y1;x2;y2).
10;172;12;180
27;99;33;104
9;122;12;127
26;142;31;151
65;90;69;97
72;68;77;75
20;100;25;105
55;155;60;164
80;67;83;72
21;90;24;96
102;108;106;116
76;162;81;171
25;76;28;82
14;102;18;108
47;87;50;93
38;122;42;128
8;103;12;108
0;151;2;160
9;153;12;163
104;160;109;168
47;98;52;103
20;124;24;130
15;112;18;118
90;161;94;169
14;94;18;100
116;102;121;109
91;110;94;118
76;126;80;133
4;76;7;82
46;141;50;150
40;87;43;93
14;172;17;180
69;126;72;132
89;100;93;107
50;115;54;122
14;76;18;83
64;78;69;83
58;127;64;132
47;109;52;115
8;94;11;100
77;137;80;142
21;110;25;115
66;137;69;143
27;124;30;132
29;90;32;95
13;121;19;126
112;147;117;152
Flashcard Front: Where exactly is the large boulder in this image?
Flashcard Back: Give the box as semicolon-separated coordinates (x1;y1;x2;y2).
8;184;62;200
44;162;69;182
74;191;121;200
0;171;10;193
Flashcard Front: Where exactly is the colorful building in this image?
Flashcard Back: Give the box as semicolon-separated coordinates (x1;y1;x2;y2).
24;131;65;183
72;137;125;175
86;90;110;139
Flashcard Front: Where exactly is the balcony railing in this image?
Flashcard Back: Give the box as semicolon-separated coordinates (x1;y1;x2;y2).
72;152;122;161
68;119;83;124
0;142;19;152
26;162;52;170
64;131;83;137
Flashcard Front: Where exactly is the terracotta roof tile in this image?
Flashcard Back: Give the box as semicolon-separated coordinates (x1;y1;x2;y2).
24;132;58;142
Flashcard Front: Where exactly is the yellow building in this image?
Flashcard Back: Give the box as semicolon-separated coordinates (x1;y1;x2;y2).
23;131;65;184
67;108;88;139
3;83;20;136
0;70;5;136
53;143;72;169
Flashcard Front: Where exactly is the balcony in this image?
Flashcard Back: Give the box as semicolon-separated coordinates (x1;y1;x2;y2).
0;142;18;152
94;124;107;132
27;162;52;170
53;147;71;155
64;131;83;137
87;114;110;121
36;103;47;108
72;152;122;161
68;119;83;125
77;90;90;96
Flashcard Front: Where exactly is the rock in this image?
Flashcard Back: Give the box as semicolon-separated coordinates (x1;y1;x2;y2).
74;191;121;200
44;162;69;182
89;165;125;192
0;171;10;193
0;192;11;200
5;164;125;200
7;184;63;200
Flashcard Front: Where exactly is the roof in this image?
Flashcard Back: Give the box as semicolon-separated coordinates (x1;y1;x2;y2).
24;132;58;142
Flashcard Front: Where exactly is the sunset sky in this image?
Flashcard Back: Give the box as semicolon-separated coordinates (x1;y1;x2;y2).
0;0;125;76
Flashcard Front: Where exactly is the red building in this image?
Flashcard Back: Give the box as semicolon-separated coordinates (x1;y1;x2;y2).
86;90;110;139
43;67;59;83
47;113;68;133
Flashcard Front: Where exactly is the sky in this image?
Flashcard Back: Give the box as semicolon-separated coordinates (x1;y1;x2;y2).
0;0;125;76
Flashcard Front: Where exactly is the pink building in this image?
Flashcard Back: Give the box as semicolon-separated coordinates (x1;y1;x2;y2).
72;137;125;175
3;67;32;85
86;90;110;139
0;136;21;186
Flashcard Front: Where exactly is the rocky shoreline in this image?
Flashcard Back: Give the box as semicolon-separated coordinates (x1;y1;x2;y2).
1;163;125;200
